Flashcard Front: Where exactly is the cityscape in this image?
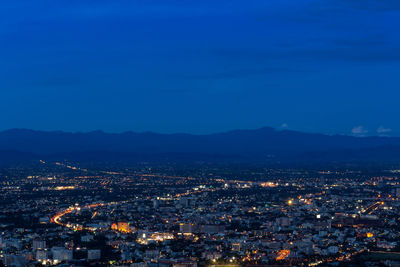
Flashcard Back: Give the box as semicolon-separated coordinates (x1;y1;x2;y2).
2;0;400;266
2;161;400;266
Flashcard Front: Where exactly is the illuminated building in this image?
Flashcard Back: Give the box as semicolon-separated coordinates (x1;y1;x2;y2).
118;222;130;232
111;221;131;233
150;232;174;242
276;250;290;261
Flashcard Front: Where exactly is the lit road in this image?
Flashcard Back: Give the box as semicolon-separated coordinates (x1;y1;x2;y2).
363;201;384;215
50;203;104;231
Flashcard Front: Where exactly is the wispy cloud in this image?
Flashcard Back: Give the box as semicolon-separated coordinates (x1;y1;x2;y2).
351;126;368;136
335;0;400;12
377;126;392;134
173;67;308;80
280;123;289;129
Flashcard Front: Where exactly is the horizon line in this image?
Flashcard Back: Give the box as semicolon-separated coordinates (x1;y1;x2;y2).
0;127;395;138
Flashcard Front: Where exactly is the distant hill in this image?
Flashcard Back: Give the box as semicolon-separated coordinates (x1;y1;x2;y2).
1;127;400;164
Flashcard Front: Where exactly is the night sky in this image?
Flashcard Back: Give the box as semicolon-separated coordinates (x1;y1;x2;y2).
1;0;399;135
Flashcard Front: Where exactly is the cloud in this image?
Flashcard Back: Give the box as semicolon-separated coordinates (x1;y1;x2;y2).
351;126;368;136
173;67;308;80
201;32;400;65
377;126;392;134
280;123;289;129
335;0;400;11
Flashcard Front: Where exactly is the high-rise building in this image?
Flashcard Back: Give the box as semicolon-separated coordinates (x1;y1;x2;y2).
33;240;46;251
396;187;400;198
180;223;194;233
36;250;49;261
51;247;73;262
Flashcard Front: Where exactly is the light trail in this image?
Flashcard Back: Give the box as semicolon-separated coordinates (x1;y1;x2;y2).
50;203;104;230
363;201;384;215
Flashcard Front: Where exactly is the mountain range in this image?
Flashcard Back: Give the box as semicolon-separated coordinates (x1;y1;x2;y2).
1;127;400;165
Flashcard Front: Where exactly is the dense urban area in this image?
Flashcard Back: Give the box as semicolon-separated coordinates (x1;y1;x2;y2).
2;161;400;267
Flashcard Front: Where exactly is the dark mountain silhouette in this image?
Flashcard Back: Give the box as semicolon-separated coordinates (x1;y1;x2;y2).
1;127;400;164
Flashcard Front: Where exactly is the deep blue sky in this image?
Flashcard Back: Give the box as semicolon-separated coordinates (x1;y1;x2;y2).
1;0;399;135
